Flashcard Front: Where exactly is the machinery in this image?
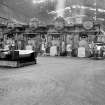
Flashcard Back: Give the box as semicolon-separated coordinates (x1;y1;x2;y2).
0;49;37;67
0;24;37;68
92;42;105;59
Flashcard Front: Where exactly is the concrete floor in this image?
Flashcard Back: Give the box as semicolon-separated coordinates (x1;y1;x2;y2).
0;57;105;105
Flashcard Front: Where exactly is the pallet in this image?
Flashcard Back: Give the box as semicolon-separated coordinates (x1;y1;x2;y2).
0;59;37;68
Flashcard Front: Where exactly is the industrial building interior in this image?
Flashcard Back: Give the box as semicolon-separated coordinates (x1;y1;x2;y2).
0;0;105;105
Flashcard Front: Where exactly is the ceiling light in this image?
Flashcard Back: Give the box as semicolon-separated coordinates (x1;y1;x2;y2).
98;9;105;13
65;7;71;10
72;5;76;8
32;0;36;4
97;18;105;21
89;7;96;11
32;0;45;4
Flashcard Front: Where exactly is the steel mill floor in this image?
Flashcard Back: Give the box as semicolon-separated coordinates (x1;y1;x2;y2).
0;56;105;105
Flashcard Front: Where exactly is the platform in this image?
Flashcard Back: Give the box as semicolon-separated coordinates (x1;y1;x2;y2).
0;59;37;68
0;50;37;68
